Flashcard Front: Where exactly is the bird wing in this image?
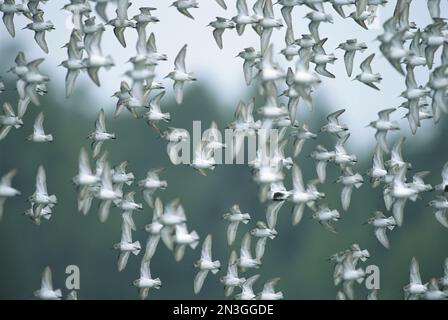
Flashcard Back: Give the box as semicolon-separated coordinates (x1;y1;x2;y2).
201;234;212;261
36;165;48;195
194;270;208;294
374;227;390;249
360;54;374;73
292;164;305;192
33;112;45;135
95;109;106;133
175;44;187;72
227;222;239;246
41;266;54;291
410;257;423;285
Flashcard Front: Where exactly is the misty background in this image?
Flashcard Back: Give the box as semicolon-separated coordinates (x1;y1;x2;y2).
0;1;447;299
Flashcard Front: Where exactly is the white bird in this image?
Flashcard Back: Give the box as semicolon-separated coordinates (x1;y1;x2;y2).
348;0;373;30
144;91;171;131
235;275;260;300
170;0;199;20
251;221;277;259
87;109;115;159
428;196;448;228
144;198;164;259
258;0;283;54
117;191;142;231
337;39;367;77
0;102;23;141
29;166;57;218
114;222;141;272
0;169;20;221
60;30;85;98
34;266;62;300
238;232;261;271
367;145;388;187
223;204;250;246
424;278;448;300
320;109;348;136
0;0;24;37
208;17;235;50
237;47;261;86
257;278;283;300
27;112;53;143
107;0;136;48
355;53;382;91
166;44;196;104
305;10;334;42
339;253;365;300
404;257;428;300
312;203;340;233
232;0;257;36
190;141;216;176
366;211;397;249
194;234;221;294
173;223;200;262
24;10;55;54
289;164;325;225
138;168;167;208
83;28;115;86
133;256;161;300
368;108;399;153
311;38;337;78
390;166;418;227
435;161;448;192
95;162;121;223
336;167;364;211
310;145;335;184
220;251;246;297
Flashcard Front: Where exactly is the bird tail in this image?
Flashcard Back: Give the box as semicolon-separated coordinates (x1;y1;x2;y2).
132;241;141;255
49;195;57;204
54;289;62;297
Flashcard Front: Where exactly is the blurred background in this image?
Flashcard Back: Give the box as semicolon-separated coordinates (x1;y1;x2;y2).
0;1;447;299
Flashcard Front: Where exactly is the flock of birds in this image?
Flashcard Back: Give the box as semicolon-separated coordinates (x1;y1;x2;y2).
0;0;448;300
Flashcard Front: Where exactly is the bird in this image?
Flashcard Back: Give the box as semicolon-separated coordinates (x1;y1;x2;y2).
87;109;116;159
310;145;335;184
338;253;365;300
194;234;221;294
138;168;167;208
389;166;419;227
354;54;382;90
428;196;448;228
439;258;448;288
34;266;62;300
435;161;448;192
60;30;85;98
288;164;325;225
320;109;348;136
90;0;112;21
312;203;340;233
311;38;337;78
27;112;53;143
0;169;21;221
250;221;277;259
208;17;235;50
257;278;283;300
107;0;136;48
114;220;141;272
423;278;448;300
0;102;23;140
368;108;399;153
348;0;374;30
0;0;25;37
29;165;57;220
83;27;115;86
366;211;397;249
258;0;283;54
0;78;5;94
238;232;262;271
337;39;368;77
95;162;121;223
330;0;355;19
24;10;55;54
144;197;164;259
144;91;171;131
170;0;199;20
223;204;250;246
117;191;142;231
173;223;200;262
111;161;134;188
220;250;245;297
305;10;334;43
237;47;262;86
133;256;161;300
404;257;428;300
232;0;257;36
277;0;301;29
234;274;260;300
367;145;388;187
336;167;364;211
289;124;317;157
190;141;217;176
166;44;196;104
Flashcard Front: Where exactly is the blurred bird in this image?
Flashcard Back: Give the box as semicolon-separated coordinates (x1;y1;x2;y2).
366;211;397;249
0;102;23;140
87;109;115;159
223;204;250;246
34;267;62;300
208;17;235;50
404;257;428;300
194;235;221;294
170;0;199;20
0;169;21;221
235;275;260;300
114;221;141;272
220;251;246;297
166;44;196;104
133;256;161;300
257;278;283;300
27;112;53;143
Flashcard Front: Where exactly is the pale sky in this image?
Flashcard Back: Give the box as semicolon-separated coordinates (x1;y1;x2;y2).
0;0;445;152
